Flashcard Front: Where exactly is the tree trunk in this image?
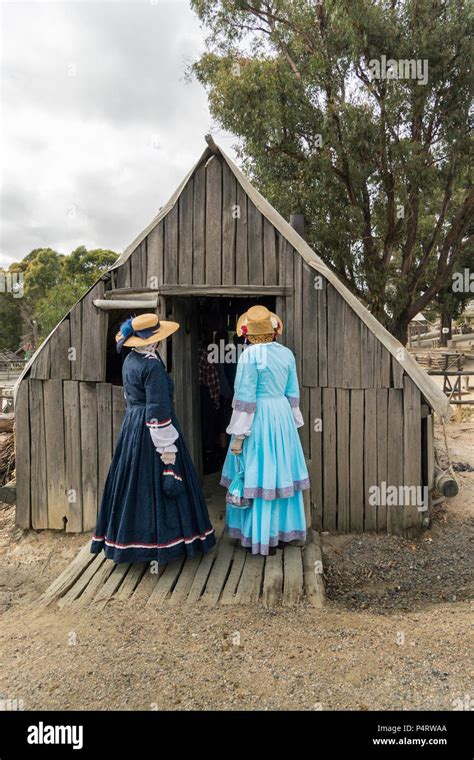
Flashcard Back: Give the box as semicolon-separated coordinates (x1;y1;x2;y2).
440;305;452;347
390;319;409;346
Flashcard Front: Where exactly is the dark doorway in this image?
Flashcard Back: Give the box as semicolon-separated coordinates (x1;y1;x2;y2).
105;308;152;385
169;294;276;479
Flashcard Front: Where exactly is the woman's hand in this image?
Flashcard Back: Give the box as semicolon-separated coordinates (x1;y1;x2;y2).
231;436;244;455
161;451;176;465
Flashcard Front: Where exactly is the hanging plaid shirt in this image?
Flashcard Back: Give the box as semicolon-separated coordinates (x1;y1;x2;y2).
198;348;220;408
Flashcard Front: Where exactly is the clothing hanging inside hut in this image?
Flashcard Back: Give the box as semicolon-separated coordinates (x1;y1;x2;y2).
220;341;309;555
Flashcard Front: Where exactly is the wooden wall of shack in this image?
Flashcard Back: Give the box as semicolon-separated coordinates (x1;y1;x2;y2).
15;154;432;537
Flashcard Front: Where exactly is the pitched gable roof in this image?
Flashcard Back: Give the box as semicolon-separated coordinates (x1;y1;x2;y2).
16;137;451;418
108;137;451;419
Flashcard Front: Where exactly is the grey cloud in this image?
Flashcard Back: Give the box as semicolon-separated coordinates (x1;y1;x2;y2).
1;1;236;265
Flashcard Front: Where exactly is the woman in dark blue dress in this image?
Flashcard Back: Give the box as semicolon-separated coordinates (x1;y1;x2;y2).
91;313;216;564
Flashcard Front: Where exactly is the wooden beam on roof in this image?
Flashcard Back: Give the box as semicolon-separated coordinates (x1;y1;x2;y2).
205;133;219;155
92;298;159;311
103;285;291;299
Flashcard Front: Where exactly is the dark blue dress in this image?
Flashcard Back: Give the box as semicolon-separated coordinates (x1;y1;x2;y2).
91;351;216;564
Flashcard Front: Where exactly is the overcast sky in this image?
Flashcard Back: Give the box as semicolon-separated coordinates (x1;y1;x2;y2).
0;0;237;268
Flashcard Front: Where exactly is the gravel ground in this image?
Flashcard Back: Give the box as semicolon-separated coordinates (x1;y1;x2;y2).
0;417;472;711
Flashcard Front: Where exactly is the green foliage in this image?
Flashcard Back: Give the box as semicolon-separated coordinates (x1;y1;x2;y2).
0;292;22;352
190;0;473;342
1;246;118;350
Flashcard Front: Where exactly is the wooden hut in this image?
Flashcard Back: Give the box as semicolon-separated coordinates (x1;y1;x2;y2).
13;136;450;538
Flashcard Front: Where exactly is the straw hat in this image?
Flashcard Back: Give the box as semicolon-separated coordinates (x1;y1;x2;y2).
236;305;283;337
115;313;179;352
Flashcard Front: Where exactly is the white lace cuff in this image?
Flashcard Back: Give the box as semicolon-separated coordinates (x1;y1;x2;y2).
226;409;255;437
292;406;304;428
147;420;179;453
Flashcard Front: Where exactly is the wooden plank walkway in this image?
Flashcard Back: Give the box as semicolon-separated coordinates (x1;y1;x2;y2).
38;531;325;609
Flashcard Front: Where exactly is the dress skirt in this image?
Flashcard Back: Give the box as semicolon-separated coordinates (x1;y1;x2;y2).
91;404;216;564
221;396;309;555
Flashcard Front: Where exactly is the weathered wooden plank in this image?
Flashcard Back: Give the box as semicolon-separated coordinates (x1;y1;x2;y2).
81;282;106;381
342;305;361;388
146;557;185;606
317;278;328;387
167;556;202;606
30;340;50;380
327;284;344;388
374;339;391;388
277;232;285;287
322;387;336;531
94;563;132;609
376;389;389;532
164;202;178;283
391;354;405;388
234;553;265;605
263;217;277;285
73;558;116;608
29;379;48;529
247;200;263;286
235;182;248;285
282;545;303;607
360;323;375;388
112;385;126;449
39;541;96;606
403;377;423;537
146;222;164;289
299;385;310;458
281;239;294;351
303;531;325;607
380;344;392;387
116;259;131;289
200;537;235;606
220;546;247;605
336;388;350;532
178;176;194;285
293;252;303;378
43;380;66;530
130;244;144;289
303;484;311;529
97;383;113;504
63;381;83;533
69;300;82;380
156;294;167;368
426;413;434;490
309;387;323;530
80;382;98;531
222;162;237;286
349;389;365;532
14;379;30;528
302;262;319;387
49;319;71;379
131;563;162;604
185;538;221;604
192;164;206;285
115;562;148;601
387;389;404;535
363;389;378;531
262;549;283;608
205;155;222;285
58;554;106;608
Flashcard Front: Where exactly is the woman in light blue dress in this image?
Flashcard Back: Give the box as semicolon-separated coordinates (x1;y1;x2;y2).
220;305;309;556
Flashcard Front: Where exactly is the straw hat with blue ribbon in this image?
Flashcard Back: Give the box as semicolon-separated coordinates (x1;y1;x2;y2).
115;313;179;353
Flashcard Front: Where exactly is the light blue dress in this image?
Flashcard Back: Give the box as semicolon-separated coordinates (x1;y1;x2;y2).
220;341;309;555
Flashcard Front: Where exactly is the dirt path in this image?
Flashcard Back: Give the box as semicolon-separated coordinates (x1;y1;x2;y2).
0;418;472;711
